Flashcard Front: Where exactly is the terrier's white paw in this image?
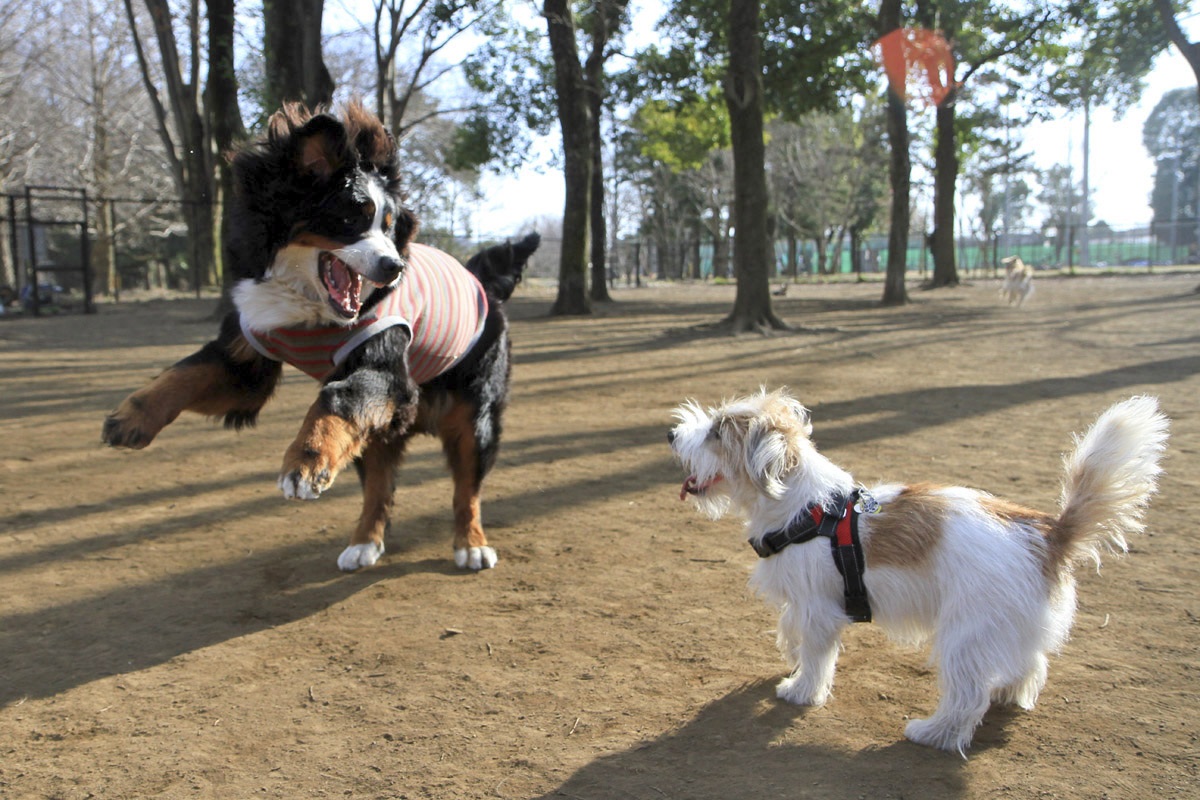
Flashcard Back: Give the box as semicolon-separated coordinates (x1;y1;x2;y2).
904;717;970;756
454;546;497;571
776;674;830;707
337;542;384;572
278;471;325;500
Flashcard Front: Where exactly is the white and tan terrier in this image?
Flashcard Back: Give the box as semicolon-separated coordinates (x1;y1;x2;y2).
669;389;1168;754
1000;255;1035;306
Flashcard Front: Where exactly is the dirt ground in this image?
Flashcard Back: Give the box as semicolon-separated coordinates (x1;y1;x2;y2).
0;273;1197;800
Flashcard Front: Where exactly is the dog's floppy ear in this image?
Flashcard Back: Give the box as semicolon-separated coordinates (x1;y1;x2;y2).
291;114;348;180
784;396;813;437
743;418;800;499
392;206;419;250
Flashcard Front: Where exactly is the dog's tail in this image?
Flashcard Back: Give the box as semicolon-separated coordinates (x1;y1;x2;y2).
1050;396;1168;573
464;232;541;302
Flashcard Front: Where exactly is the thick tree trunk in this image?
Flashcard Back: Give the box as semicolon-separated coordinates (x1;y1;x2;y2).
263;0;333;111
133;0;218;293
586;80;610;301
545;0;592;315
722;0;785;332
585;3;614;302
879;0;910;304
929;86;959;287
206;0;245;317
1156;0;1200;104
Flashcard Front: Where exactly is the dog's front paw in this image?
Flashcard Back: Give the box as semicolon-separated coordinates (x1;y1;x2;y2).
277;467;333;500
776;673;830;707
338;542;384;572
904;717;970;756
454;546;497;571
102;403;164;450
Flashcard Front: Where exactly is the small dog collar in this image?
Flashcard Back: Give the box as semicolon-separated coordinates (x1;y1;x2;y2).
750;489;873;623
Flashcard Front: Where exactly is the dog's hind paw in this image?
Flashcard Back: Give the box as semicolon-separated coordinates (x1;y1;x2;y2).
278;469;332;500
454;546;497;571
338;542;384;572
776;674;830;707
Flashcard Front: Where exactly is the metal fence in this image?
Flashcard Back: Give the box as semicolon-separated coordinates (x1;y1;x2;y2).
1;186;1195;318
618;221;1200;282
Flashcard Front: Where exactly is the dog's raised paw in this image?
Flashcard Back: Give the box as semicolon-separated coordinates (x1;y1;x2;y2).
278;468;332;500
101;410;159;450
337;542;384;572
775;674;830;707
455;546;497;571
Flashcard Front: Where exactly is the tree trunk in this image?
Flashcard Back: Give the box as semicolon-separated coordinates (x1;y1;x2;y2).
129;0;218;294
850;228;863;276
585;2;616;302
1155;0;1200;104
263;0;333;111
722;0;785;332
205;0;244;316
788;230;799;278
545;0;592;315
97;201;117;295
929;83;959;287
586;84;609;300
879;0;909;305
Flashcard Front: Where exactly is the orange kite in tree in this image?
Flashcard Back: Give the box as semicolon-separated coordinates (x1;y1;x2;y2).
876;28;956;106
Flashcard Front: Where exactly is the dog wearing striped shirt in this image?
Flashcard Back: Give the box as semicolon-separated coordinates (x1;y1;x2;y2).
102;102;539;572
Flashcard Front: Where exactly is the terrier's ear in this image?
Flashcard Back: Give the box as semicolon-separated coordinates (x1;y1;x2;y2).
780;395;813;437
744;421;796;499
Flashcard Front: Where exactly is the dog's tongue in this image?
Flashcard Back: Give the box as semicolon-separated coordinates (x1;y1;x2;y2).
323;253;362;316
680;476;697;501
680;474;721;501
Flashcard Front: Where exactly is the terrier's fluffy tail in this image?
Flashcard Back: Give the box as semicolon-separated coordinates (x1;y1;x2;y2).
463;232;541;302
1052;396;1169;571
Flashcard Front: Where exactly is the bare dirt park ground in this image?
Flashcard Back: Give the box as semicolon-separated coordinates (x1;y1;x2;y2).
0;272;1198;800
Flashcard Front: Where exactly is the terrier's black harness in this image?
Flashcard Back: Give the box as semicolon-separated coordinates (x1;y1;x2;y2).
749;490;873;623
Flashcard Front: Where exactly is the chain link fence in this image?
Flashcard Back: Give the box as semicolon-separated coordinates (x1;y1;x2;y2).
2;187;1195;317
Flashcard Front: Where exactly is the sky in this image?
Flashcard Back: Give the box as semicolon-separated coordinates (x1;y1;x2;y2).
470;45;1198;238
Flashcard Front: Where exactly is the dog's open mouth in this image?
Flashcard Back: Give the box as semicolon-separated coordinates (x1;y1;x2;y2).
319;251;364;320
680;474;722;501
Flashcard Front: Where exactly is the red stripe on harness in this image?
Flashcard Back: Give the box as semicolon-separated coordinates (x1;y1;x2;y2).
808;502;855;547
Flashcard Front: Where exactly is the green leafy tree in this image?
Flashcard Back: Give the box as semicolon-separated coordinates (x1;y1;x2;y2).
1042;0;1169;266
918;0;1055;289
1038;163;1089;264
1155;0;1200;102
651;0;872;331
1144;88;1200;250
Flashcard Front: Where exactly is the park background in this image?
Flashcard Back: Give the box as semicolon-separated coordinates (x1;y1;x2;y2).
1;1;1200;318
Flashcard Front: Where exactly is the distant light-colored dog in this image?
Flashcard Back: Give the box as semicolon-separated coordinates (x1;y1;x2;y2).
669;389;1168;754
1000;256;1034;306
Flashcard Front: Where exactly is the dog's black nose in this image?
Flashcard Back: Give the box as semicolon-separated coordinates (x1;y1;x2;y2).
375;256;403;284
667;429;676;445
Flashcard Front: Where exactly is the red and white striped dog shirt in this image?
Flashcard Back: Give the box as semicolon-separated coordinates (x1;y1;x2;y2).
240;243;489;384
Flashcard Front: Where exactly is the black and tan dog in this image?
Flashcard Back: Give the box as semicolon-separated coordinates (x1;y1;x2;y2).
102;103;538;572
